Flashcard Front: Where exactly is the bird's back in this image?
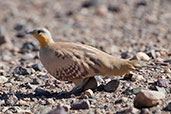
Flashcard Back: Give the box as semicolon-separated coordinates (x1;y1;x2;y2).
39;42;135;81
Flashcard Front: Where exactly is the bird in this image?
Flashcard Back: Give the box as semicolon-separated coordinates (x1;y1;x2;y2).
27;28;140;92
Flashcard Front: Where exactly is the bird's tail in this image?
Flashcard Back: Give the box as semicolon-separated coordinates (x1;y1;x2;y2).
127;60;141;70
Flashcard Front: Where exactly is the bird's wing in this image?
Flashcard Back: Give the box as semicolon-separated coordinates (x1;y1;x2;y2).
45;42;116;80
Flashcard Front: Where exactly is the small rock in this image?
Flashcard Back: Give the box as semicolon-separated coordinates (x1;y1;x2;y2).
0;76;8;83
163;102;171;111
104;80;120;92
13;66;31;75
108;5;120;13
0;35;10;46
47;106;67;114
123;73;143;81
82;0;106;8
31;64;43;71
136;52;150;61
62;105;71;112
134;90;165;108
20;42;39;53
132;87;143;94
83;76;103;91
155;86;167;95
25;82;37;90
96;5;108;16
150;49;156;59
5;94;18;106
2;54;12;62
71;100;90;109
125;107;140;114
35;106;52;114
16;32;25;38
81;89;94;98
156;79;169;88
84;89;94;97
31;78;43;85
14;23;26;31
21;54;34;61
139;108;150;114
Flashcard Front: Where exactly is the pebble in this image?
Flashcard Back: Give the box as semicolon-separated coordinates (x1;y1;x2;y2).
134;90;165;108
163;102;171;111
96;5;108;16
47;106;67;114
14;23;26;31
16;32;25;38
104;80;120;92
31;78;43;85
136;52;150;61
35;106;52;114
31;64;43;71
0;76;8;83
13;66;31;75
108;4;120;13
5;94;18;106
156;79;169;88
0;35;10;46
155;86;167;95
139;108;150;114
81;89;94;98
123;73;144;81
125;106;140;114
82;76;102;91
71;100;90;109
20;42;39;53
21;54;34;61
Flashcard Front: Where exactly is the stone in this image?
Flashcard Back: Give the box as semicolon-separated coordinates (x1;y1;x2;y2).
155;86;167;95
5;94;18;106
104;80;120;92
163;102;171;111
81;89;94;98
31;78;43;85
71;100;90;109
82;76;103;91
20;42;39;53
0;76;8;83
14;23;26;31
0;35;10;46
139;108;151;114
108;5;120;13
136;52;150;61
13;66;31;75
134;90;165;108
16;32;25;38
47;106;67;114
35;106;52;114
125;106;140;114
31;64;43;71
156;79;169;88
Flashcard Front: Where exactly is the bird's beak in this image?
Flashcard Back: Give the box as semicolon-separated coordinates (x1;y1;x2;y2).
26;30;34;35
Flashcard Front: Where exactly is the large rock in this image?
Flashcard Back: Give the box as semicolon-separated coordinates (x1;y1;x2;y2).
134;90;165;108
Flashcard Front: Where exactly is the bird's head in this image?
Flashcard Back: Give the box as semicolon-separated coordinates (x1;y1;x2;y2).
27;28;54;48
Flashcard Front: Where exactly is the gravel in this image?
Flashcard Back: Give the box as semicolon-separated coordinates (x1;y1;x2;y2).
0;0;170;113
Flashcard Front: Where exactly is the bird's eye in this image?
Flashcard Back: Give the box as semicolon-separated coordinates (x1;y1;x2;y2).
37;30;42;34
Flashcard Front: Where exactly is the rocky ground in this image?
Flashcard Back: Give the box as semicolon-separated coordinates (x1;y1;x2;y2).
0;0;171;114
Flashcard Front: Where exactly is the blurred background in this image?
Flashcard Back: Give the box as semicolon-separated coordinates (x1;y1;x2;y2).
0;0;170;55
0;0;171;114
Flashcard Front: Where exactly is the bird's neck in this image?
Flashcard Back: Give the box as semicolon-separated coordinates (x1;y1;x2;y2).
33;34;54;48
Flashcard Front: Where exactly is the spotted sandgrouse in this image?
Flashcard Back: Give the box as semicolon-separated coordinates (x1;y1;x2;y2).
28;28;140;91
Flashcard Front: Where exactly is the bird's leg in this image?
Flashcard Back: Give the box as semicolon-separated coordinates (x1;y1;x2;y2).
70;78;90;93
